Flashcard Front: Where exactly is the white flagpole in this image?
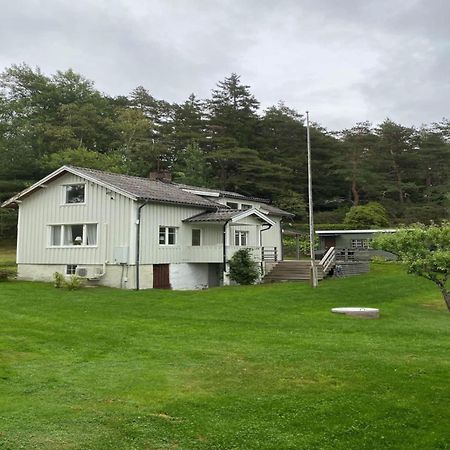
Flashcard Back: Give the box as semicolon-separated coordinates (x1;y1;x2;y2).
306;111;318;287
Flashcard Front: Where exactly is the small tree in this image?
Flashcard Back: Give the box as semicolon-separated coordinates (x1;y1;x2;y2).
373;223;450;311
228;249;260;285
344;202;389;228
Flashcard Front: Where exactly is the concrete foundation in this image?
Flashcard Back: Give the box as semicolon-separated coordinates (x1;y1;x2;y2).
17;262;220;290
169;263;209;290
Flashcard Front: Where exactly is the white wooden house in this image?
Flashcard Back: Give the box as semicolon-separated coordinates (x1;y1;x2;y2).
2;166;292;289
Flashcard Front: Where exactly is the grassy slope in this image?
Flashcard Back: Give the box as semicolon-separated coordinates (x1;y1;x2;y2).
0;265;449;449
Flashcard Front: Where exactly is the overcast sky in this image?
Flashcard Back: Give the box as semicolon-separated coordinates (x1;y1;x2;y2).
1;0;449;130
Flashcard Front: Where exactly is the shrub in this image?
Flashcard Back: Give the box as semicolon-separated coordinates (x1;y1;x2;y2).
53;272;83;290
0;269;12;281
53;272;65;288
228;249;260;285
65;275;83;290
344;202;389;228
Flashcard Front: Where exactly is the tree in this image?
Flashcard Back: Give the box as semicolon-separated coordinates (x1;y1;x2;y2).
228;249;260;285
40;146;127;173
333;122;378;205
173;141;211;187
273;190;306;219
373;224;450;311
207;73;260;150
375;119;419;204
344;202;389;228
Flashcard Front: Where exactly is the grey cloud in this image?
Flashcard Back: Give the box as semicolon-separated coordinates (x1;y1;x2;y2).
0;0;449;129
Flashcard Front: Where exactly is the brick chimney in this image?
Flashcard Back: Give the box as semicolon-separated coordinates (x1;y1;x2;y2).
148;170;172;182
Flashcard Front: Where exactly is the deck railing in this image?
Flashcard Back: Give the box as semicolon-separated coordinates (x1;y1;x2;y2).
262;246;278;262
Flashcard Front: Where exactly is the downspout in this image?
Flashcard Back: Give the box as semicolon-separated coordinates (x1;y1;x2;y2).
260;223;273;274
135;201;149;291
223;219;232;268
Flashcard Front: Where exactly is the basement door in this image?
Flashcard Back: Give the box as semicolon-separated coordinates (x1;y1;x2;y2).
153;264;171;289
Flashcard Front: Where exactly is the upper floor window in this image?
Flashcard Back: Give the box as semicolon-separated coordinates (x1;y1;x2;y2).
234;230;248;246
226;202;238;209
65;184;85;204
192;229;201;246
50;223;97;246
241;204;252;210
159;226;177;245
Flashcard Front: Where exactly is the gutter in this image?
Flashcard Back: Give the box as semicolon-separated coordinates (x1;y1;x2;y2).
135;201;149;291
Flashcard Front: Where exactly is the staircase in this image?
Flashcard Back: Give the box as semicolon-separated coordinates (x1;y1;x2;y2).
263;247;336;283
264;260;324;282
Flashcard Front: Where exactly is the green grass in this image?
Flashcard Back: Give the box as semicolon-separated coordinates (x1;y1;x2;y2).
1;264;450;449
0;243;16;274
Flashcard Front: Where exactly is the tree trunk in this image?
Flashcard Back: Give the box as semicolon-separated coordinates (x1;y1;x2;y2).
442;289;450;312
351;178;359;206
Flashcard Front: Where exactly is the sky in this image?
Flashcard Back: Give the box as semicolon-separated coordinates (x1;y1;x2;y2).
1;0;449;130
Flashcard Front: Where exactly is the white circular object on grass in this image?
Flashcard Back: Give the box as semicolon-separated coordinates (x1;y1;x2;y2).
331;307;380;318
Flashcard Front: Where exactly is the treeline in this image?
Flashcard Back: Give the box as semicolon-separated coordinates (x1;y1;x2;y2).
1;63;450;237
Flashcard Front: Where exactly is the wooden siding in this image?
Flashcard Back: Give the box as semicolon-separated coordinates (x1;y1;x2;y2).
17;173;134;265
17;176;285;267
138;203;223;264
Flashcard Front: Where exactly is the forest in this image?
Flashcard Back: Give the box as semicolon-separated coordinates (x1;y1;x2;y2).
1;64;449;240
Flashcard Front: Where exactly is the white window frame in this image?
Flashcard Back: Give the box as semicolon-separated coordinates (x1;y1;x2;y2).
159;226;178;246
351;239;369;249
234;230;249;246
48;223;98;248
62;183;86;205
66;264;78;275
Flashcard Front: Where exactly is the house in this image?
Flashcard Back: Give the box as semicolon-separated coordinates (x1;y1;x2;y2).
1;166;292;290
316;229;397;260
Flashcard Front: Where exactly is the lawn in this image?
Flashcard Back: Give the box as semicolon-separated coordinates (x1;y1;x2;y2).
0;264;449;449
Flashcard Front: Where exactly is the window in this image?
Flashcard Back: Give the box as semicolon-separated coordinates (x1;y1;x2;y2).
241;204;252;210
159;226;177;245
192;229;201;246
351;239;369;249
234;230;248;246
66;265;77;275
50;224;97;246
65;184;85;204
226;202;238;209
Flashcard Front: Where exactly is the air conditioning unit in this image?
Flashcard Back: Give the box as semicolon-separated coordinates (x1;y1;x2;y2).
75;266;88;277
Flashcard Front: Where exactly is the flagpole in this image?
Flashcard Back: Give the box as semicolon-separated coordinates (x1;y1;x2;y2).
306;111;318;287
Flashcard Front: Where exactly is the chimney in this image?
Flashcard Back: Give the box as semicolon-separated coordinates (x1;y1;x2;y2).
148;170;172;182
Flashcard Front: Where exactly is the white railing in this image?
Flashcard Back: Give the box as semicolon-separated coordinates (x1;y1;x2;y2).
319;246;336;273
226;246;263;262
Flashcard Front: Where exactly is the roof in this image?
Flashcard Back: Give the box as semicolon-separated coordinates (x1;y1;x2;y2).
1;166;293;217
183;208;276;226
316;229;398;236
172;182;269;203
183;209;239;222
1;166;219;209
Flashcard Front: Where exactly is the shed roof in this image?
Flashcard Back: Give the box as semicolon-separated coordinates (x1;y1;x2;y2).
316;229;398;236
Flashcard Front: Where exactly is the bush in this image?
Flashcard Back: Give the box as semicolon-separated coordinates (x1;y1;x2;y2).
344;202;389;228
228;249;260;285
65;275;83;290
53;272;83;290
0;269;12;281
53;272;65;288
